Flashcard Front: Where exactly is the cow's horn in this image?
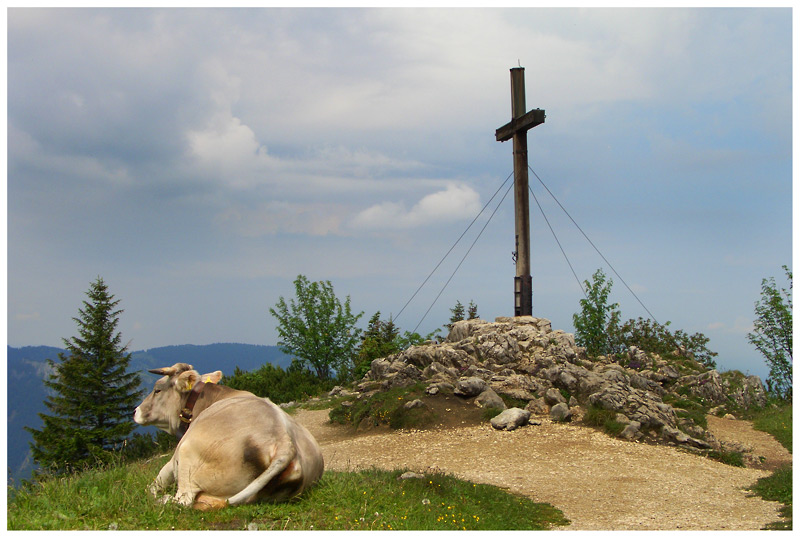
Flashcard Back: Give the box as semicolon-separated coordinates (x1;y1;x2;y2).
148;363;194;376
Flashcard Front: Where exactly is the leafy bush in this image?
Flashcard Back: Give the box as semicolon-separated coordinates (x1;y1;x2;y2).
354;312;401;379
747;266;792;400
572;269;622;357
270;275;364;380
611;317;717;369
223;360;335;404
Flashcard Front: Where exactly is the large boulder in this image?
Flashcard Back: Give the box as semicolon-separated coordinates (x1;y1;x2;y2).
454;376;488;397
490;408;531;431
475;387;506;410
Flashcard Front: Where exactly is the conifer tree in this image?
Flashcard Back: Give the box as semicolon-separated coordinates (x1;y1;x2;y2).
26;277;142;475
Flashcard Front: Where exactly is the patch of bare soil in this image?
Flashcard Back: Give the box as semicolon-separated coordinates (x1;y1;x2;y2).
707;414;792;471
295;403;790;531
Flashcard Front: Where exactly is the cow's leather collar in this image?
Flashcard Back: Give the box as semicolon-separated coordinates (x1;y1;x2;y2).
177;381;206;438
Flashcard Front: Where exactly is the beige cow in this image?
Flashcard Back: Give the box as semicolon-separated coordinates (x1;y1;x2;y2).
133;363;324;510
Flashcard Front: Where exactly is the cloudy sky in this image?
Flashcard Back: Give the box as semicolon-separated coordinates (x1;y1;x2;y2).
6;7;792;380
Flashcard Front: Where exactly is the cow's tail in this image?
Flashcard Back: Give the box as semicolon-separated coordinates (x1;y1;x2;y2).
226;447;300;506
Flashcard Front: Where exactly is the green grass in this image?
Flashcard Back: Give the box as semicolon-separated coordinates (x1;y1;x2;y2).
750;402;792;453
583;405;626;436
750;466;792;530
328;382;435;429
706;449;745;467
7;456;568;530
745;401;792;530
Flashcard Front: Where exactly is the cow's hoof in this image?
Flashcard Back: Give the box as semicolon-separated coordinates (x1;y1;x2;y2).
193;493;229;511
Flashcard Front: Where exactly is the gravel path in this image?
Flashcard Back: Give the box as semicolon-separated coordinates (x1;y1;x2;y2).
295;409;790;531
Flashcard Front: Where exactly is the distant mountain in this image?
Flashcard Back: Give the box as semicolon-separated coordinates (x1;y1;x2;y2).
6;343;293;485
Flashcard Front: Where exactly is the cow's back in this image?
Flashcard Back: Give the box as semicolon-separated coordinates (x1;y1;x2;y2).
173;395;324;501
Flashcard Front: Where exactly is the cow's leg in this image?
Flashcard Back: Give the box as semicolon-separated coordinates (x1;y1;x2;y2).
173;466;201;508
150;459;176;501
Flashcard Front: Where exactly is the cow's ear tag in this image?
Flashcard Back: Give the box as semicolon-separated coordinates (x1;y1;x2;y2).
203;371;223;384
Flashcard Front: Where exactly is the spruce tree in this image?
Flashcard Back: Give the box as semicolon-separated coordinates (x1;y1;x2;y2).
26;277;142;476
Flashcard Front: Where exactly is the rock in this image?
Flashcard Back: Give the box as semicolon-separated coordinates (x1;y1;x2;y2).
425;382;454;396
422;361;452;379
490;408;531;431
525;397;549;416
352;316;765;449
549;402;572;422
398;472;425;481
475;387;506;410
620;420;641;440
661;426;712;449
380;363;423;390
544;388;567;406
454;376;487;397
404;399;424;410
730;375;768;409
369;358;392;380
587;383;677;429
657;364;680;381
490;374;541;401
446;318;489;343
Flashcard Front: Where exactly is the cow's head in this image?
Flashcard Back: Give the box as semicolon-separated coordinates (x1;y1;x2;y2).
133;363;222;435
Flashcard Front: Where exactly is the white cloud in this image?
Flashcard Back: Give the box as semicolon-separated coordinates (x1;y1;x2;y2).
215;201;345;237
351;183;481;230
706;317;754;335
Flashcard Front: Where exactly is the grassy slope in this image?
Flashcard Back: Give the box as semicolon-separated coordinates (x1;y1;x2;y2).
746;401;793;530
7;456;568;530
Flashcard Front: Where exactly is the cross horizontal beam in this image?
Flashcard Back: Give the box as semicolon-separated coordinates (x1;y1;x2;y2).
495;108;546;142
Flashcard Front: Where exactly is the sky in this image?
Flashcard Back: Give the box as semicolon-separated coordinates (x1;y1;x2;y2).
6;7;793;381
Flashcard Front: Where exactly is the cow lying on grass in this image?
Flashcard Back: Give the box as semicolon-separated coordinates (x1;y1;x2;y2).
133;362;324;510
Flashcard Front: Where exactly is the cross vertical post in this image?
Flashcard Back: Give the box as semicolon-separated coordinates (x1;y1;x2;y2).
495;67;545;317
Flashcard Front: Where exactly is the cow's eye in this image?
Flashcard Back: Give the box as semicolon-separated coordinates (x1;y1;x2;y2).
154;389;161;394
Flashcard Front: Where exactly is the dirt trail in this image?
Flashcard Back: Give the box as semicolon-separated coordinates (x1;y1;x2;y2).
295;408;790;531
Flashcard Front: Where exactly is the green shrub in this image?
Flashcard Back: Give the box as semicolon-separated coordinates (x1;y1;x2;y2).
223;360;335;404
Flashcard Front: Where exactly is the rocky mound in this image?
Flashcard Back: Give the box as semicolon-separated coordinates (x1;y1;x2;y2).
347;316;767;452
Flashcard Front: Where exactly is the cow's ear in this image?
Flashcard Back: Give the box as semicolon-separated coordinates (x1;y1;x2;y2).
202;371;223;384
175;370;200;393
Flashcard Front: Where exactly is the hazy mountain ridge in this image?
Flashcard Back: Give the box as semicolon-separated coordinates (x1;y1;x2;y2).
7;343;293;485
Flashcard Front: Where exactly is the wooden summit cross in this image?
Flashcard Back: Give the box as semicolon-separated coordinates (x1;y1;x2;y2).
495;67;545;317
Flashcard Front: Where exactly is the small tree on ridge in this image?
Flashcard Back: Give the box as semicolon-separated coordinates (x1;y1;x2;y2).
270;275;364;380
